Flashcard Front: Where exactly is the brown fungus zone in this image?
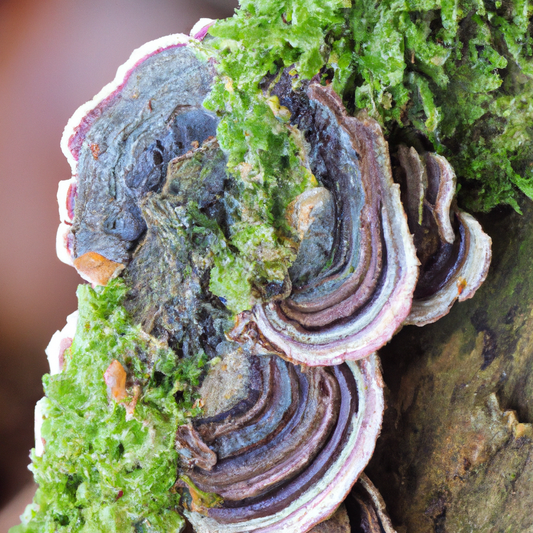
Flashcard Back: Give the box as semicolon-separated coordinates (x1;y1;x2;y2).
54;31;493;533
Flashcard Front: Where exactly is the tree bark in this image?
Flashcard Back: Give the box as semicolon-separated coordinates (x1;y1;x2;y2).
368;198;533;532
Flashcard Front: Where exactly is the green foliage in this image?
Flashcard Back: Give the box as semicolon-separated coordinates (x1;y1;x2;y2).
12;281;205;533
208;0;348;87
196;1;350;311
207;0;533;212
353;0;533;212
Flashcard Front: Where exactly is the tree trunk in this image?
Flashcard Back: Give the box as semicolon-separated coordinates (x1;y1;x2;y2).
368;198;533;532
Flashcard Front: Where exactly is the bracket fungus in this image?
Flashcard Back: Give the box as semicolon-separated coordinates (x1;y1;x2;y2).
232;74;492;367
394;145;492;327
57;29;218;285
349;474;397;533
181;353;384;533
37;17;493;533
238;75;420;366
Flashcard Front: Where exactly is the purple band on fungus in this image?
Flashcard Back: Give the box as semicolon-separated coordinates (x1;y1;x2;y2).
191;19;215;41
204;364;349;519
195;356;269;443
184;354;384;533
394;146;492;326
66;183;77;222
198;357;300;461
235;75;418;366
188;361;340;502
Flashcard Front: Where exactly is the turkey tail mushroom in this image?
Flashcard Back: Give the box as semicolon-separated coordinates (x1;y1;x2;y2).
233;77;419;366
394;146;492;326
181;353;384;533
56;31;218;285
349;474;397;533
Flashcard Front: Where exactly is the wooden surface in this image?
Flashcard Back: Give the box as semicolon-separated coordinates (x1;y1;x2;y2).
310;504;351;533
369;199;533;532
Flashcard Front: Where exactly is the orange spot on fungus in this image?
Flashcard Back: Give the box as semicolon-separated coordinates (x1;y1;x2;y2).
457;277;467;295
90;143;100;159
73;251;125;286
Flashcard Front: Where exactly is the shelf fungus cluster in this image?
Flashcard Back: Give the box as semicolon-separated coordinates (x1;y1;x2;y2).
48;26;491;533
178;353;383;532
394;145;492;327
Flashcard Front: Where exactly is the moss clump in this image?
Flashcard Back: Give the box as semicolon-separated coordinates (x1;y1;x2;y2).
207;0;533;212
12;281;205;533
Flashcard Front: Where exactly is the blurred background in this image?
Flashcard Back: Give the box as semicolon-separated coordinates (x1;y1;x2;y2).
0;0;237;527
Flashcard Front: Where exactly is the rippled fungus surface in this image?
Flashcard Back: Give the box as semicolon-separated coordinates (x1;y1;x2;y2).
14;0;532;530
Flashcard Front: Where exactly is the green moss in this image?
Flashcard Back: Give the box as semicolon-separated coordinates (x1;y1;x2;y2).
206;0;533;213
200;87;314;311
12;281;205;533
14;2;533;531
344;0;533;211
